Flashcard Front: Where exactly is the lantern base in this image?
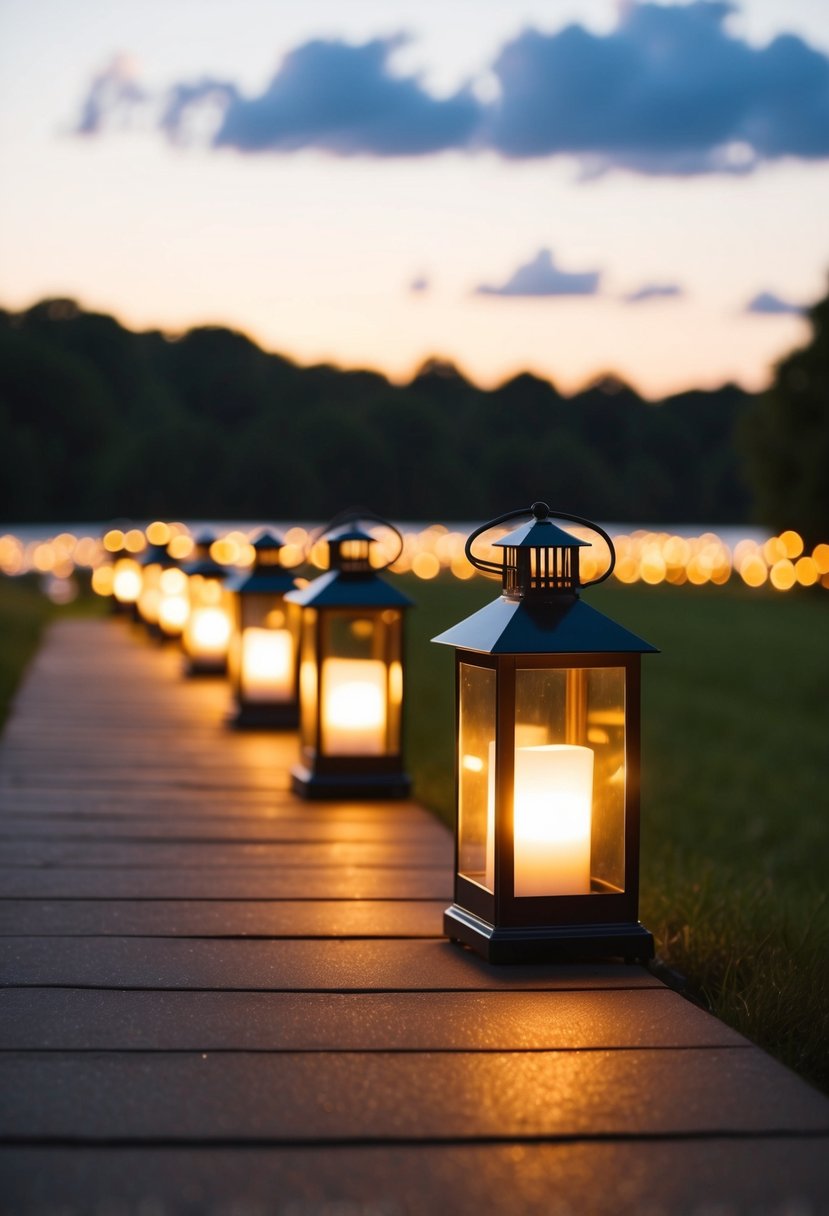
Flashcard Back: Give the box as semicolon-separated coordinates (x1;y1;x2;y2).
183;658;228;677
229;703;299;730
444;905;654;964
291;764;411;801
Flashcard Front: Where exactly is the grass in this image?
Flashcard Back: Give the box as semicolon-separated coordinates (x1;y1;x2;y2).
0;574;108;729
402;574;829;1092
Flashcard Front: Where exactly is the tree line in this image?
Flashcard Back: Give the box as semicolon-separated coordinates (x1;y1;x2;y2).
1;293;824;537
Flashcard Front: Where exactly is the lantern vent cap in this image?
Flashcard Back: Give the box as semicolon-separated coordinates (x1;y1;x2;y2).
465;502;615;601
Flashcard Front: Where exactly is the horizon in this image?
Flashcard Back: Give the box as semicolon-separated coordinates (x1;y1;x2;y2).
2;0;828;397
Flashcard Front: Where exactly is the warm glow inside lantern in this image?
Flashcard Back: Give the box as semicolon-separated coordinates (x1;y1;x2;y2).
112;556;142;608
433;502;656;963
286;515;411;799
225;529;301;728
181;533;233;674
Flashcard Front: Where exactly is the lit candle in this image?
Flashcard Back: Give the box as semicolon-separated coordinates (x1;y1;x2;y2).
241;628;293;702
188;607;231;659
112;560;142;604
322;658;386;755
513;744;593;896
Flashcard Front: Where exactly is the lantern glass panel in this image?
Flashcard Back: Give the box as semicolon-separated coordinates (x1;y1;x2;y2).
458;661;496;893
318;609;402;756
158;567;189;636
231;595;298;704
513;665;626;897
184;575;232;660
137;562;162;623
113;557;142;604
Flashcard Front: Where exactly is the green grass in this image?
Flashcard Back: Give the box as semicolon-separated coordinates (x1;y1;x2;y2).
403;574;829;1092
0;574;108;729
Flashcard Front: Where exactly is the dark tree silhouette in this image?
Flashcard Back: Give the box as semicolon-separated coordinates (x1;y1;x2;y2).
0;298;756;525
741;286;829;546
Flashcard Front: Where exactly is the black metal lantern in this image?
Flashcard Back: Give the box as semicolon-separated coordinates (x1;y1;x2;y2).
225;529;301;728
285;513;412;800
181;531;233;674
432;502;656;963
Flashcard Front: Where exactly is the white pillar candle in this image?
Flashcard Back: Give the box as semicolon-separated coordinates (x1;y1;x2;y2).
514;744;593;896
241;628;293;701
322;658;386;755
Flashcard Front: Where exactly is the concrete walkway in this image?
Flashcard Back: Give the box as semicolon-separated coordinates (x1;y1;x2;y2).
1;618;827;1215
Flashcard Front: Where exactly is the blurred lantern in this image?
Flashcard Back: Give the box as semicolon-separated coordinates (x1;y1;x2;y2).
157;564;191;640
432;502;656;963
181;531;233;674
225;529;301;728
285;512;412;799
135;542;177;636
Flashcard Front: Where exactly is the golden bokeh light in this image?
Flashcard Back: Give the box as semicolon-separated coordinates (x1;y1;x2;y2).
146;521;171;545
103;529;125;552
779;530;804;560
124;529;146;553
3;522;828;597
769;559;797;591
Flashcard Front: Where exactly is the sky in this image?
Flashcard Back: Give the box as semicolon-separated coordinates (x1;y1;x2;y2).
1;0;828;399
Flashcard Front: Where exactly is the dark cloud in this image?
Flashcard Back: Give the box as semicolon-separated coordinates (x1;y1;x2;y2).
169;36;481;156
74;5;829;174
475;249;601;298
487;2;829;174
623;283;684;303
745;290;805;316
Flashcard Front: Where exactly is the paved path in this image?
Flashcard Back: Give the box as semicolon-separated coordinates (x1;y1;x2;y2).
1;618;827;1215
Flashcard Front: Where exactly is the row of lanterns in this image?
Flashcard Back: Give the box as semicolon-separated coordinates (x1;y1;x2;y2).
105;505;655;965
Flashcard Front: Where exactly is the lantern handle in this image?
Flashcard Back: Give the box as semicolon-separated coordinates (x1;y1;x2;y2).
464;504;616;587
306;507;405;572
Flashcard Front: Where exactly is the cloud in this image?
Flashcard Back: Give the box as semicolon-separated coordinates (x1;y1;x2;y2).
487;2;829;174
409;276;430;294
623;283;684;304
165;36;480;156
75;55;147;135
74;4;829;174
475;249;601;298
744;290;805;316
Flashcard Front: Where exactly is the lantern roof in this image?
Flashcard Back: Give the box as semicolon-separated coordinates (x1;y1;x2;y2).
432;593;656;654
285;568;412;610
183;530;228;579
138;542;175;568
225;529;296;594
494;516;590;551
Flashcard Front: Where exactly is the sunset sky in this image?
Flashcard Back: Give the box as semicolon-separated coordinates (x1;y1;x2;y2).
1;0;828;398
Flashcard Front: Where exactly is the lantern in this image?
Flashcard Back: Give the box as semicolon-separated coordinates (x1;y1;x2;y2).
432;502;656;963
135;543;173;636
225;529;301;728
181;531;233;674
156;564;191;640
285;513;412;799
